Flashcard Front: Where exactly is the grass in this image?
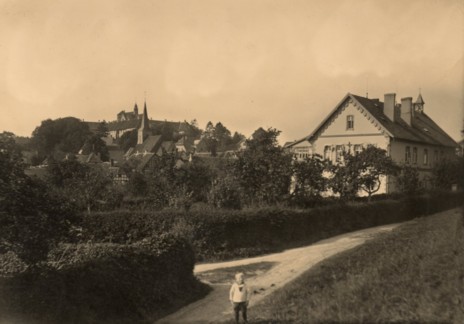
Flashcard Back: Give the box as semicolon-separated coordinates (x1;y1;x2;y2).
196;261;277;284
250;207;464;323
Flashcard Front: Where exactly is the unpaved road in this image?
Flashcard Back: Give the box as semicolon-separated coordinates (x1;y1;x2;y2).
157;222;405;323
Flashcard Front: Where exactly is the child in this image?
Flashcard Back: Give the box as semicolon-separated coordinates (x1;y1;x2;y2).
229;272;250;324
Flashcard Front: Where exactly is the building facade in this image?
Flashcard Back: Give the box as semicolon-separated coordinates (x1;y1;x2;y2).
286;92;458;194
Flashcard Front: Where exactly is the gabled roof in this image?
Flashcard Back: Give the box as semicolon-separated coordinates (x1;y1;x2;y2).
76;152;102;164
289;93;457;148
134;135;164;154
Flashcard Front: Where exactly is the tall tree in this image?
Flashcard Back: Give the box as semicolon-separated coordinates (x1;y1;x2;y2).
353;146;398;201
117;129;138;152
81;134;110;161
235;127;293;205
204;121;218;156
292;154;327;205
31;117;91;159
0;132;77;266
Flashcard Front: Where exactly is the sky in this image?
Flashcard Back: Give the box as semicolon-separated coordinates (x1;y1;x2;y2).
0;0;463;144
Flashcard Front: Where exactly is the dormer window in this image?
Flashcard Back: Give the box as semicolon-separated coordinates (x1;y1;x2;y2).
346;115;354;130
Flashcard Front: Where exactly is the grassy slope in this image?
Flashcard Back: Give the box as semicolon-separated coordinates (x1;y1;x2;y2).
251;208;464;323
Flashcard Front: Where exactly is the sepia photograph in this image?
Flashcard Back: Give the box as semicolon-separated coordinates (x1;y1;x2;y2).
0;0;463;323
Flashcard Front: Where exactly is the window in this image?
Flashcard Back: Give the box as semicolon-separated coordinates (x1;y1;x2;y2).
346;115;354;130
336;145;344;162
423;149;428;165
434;150;438;164
412;147;417;164
324;146;331;160
354;144;363;155
405;146;411;163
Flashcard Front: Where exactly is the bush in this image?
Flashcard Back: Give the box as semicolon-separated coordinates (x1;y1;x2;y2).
0;234;208;323
81;192;463;262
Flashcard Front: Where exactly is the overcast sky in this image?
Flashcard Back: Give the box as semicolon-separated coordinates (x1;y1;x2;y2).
1;0;463;143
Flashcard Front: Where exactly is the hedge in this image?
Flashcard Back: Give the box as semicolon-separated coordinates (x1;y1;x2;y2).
0;234;209;323
81;192;463;262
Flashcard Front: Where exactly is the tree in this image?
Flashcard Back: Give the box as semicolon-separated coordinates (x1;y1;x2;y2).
353;146;398;201
0;132;77;266
328;155;361;200
46;160;112;213
96;121;109;137
80;134;110;161
431;156;464;191
396;164;422;195
234;127;293;205
31;117;91;159
117;129;138;152
328;146;397;201
204;121;218;156
214;122;232;151
292;154;327;206
189;119;203;139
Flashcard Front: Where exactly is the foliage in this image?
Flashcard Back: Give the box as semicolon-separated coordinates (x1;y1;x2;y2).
80;134;110;161
117;129;137;152
208;174;242;209
80;192;462;262
0;235;209;323
291;154;327;206
396;164;422;195
152;121;176;141
46;159;113;213
203;121;218;156
0;132;77;266
31;117;91;159
234;127;293;205
328;146;397;201
327;154;361;200
351;146;398;200
431;156;464;190
96;121;109;137
127;171;149;197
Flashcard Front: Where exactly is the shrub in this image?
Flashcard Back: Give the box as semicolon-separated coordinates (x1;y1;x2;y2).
0;235;208;323
81;192;462;262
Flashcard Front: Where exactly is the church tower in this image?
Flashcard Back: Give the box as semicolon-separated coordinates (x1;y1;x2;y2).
137;101;150;145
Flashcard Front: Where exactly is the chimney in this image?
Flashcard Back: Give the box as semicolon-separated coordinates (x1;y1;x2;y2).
384;93;396;122
401;97;413;127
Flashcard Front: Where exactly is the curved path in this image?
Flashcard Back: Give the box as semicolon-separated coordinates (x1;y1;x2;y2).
157;222;405;323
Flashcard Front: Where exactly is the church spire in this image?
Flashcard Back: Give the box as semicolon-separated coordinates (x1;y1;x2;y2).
138;101;150;144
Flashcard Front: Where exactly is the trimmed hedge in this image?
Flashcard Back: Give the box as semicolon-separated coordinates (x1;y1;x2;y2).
0;234;209;323
81;192;463;262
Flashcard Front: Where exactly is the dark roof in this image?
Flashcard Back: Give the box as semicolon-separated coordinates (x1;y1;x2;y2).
76;152;102;164
352;94;457;147
108;147;125;165
291;93;457;148
134;135;163;154
107;119;140;131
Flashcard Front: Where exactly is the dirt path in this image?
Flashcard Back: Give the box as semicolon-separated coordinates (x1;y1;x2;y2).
157;222;405;323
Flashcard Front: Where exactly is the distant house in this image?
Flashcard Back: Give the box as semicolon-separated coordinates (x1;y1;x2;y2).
286;92;458;193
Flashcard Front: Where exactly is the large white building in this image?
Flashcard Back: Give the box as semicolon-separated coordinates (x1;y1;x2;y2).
286;92;458;193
